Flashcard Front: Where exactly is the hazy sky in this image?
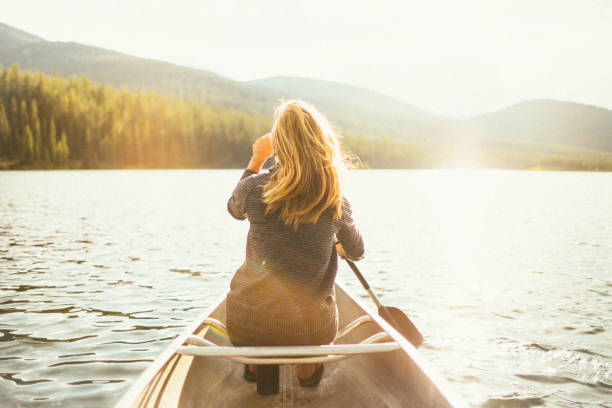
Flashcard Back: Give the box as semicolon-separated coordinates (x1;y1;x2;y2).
1;0;611;117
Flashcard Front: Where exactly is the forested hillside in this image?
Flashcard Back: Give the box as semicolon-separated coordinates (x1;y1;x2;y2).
0;64;434;169
1;65;611;170
0;64;271;169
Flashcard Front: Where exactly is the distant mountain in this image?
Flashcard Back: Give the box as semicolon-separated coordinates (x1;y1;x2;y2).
0;22;277;113
0;22;43;47
0;22;451;141
462;100;612;152
247;76;452;140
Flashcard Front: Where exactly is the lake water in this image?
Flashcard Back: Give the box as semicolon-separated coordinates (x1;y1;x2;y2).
0;169;610;407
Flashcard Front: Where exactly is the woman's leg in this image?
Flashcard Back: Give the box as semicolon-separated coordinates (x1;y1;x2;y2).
294;330;332;386
296;364;317;379
296;363;324;387
227;326;259;382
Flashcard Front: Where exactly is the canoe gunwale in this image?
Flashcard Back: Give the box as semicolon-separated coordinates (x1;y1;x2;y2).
113;290;228;408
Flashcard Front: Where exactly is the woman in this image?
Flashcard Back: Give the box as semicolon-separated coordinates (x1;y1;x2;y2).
226;100;364;386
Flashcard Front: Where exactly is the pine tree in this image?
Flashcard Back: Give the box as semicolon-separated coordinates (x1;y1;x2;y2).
83;127;93;167
24;125;34;164
56;130;69;165
9;98;18;157
0;102;10;157
19;99;29;142
8;63;20;96
31;98;42;162
48;117;57;164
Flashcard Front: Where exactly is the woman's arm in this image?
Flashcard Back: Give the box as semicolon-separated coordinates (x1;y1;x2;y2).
336;198;365;261
227;133;274;220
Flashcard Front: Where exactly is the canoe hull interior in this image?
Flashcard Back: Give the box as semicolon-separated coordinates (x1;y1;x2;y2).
116;284;463;408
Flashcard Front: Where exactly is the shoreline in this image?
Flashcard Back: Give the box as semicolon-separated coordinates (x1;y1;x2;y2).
2;166;612;172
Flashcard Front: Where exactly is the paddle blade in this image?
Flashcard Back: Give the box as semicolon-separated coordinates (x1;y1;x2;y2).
378;306;424;348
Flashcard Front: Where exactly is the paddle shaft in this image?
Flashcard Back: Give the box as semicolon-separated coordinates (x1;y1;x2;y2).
345;259;383;309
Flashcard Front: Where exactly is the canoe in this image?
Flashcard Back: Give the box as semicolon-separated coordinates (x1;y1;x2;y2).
114;283;467;407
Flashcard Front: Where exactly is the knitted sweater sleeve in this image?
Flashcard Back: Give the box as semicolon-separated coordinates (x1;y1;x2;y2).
227;169;259;220
337;198;365;261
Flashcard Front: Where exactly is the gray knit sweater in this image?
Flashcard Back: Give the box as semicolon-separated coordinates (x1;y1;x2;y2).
226;167;364;346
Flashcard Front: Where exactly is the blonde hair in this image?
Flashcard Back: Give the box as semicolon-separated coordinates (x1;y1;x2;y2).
263;100;348;229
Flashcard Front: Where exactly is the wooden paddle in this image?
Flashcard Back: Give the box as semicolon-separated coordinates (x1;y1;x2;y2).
345;259;424;348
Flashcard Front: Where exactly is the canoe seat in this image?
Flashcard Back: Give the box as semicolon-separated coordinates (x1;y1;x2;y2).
176;315;401;396
176;315;400;365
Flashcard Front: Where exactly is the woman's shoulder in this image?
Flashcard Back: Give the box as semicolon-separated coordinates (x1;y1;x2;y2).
227;170;272;220
338;195;356;224
235;170;271;197
340;195;353;212
249;170;272;187
240;168;272;183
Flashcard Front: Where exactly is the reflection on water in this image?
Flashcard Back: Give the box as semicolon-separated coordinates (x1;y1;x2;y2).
0;169;610;407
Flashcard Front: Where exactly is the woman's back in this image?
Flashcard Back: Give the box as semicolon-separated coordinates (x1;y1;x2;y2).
225;100;364;348
227;168;363;346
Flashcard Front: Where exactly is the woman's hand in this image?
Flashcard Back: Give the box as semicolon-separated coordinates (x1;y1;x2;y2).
336;242;346;258
247;133;274;172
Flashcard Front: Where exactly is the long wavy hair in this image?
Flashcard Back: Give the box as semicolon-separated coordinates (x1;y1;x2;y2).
263;100;349;229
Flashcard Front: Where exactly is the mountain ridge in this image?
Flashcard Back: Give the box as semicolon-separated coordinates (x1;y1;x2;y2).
0;22;44;47
0;22;278;113
248;76;452;140
462;99;612;152
1;21;611;168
